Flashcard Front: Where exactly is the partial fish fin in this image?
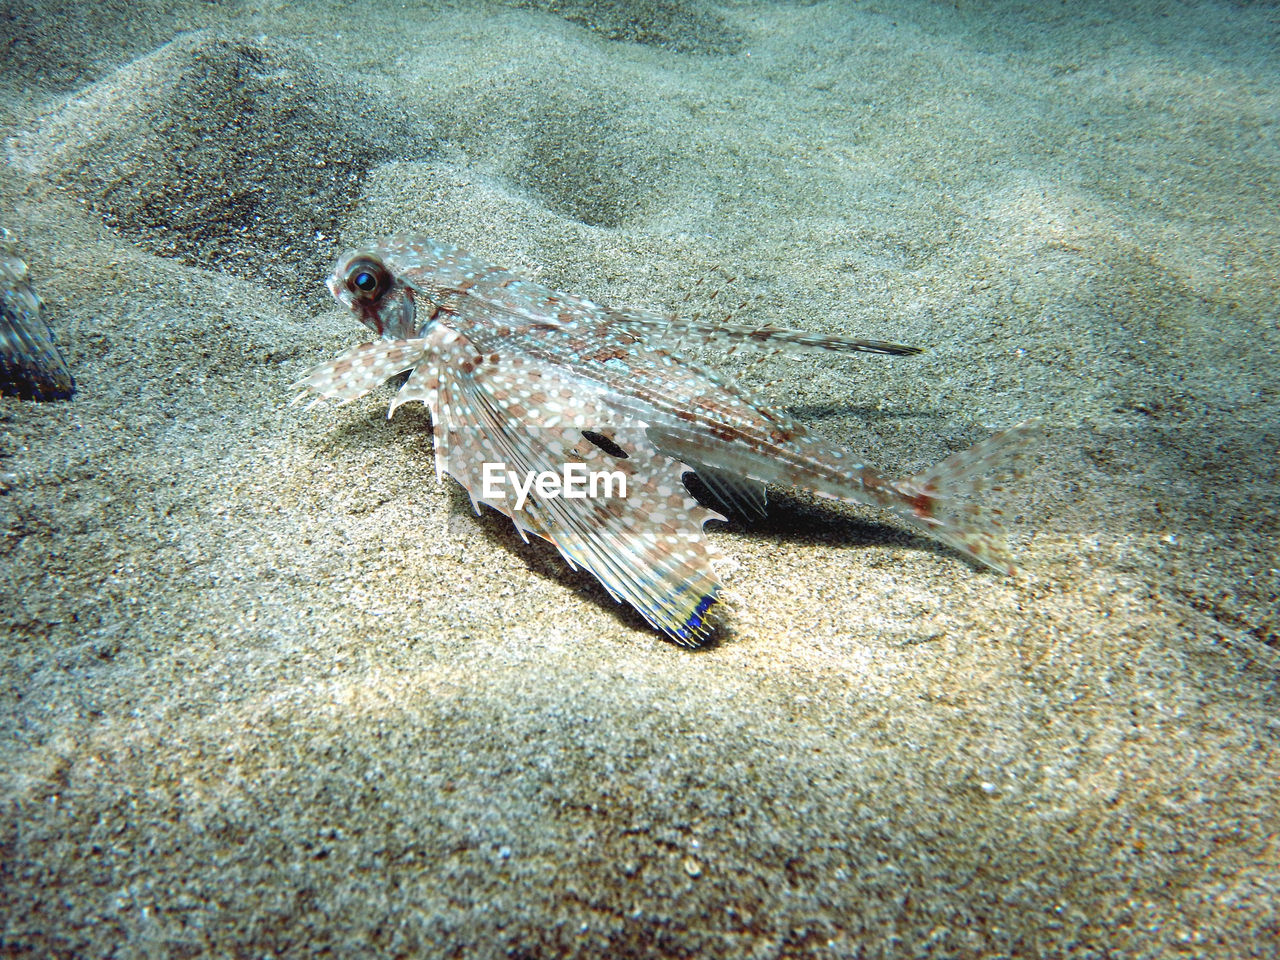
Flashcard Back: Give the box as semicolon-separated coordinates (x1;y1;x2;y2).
607;306;923;360
890;419;1043;575
290;339;430;406
0;253;74;401
683;461;768;521
388;359;440;418
422;325;724;644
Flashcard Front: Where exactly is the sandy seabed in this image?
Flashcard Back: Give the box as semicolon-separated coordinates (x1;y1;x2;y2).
1;1;1277;956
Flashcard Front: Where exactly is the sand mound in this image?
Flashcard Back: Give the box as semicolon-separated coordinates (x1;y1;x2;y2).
394;21;697;233
506;89;679;228
513;0;744;55
0;0;222;94
8;32;433;296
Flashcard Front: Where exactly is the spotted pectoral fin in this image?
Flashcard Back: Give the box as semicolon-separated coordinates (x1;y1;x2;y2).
290;338;430;407
428;333;724;644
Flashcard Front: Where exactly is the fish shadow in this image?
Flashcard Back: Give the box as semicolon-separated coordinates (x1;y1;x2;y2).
460;466;955;650
716;487;939;563
452;482;730;650
314;399;966;648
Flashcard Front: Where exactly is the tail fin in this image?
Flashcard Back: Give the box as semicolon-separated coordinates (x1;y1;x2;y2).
890;419;1042;574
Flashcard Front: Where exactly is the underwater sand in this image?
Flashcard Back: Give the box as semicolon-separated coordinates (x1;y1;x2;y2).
1;0;1277;955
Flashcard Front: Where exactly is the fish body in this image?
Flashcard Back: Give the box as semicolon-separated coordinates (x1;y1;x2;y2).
0;235;74;402
296;236;1038;643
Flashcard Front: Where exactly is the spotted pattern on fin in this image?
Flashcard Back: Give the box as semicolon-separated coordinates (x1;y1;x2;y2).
891;419;1043;575
290;339;429;408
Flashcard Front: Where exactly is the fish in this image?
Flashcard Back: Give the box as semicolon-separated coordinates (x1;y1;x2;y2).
0;231;75;402
293;236;1039;644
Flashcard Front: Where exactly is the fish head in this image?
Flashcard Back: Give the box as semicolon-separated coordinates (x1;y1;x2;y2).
327;247;420;339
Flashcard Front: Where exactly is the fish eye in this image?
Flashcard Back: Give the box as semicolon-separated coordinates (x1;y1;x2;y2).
345;257;389;299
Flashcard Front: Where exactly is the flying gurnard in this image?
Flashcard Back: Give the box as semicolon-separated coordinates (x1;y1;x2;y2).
293;237;1038;643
